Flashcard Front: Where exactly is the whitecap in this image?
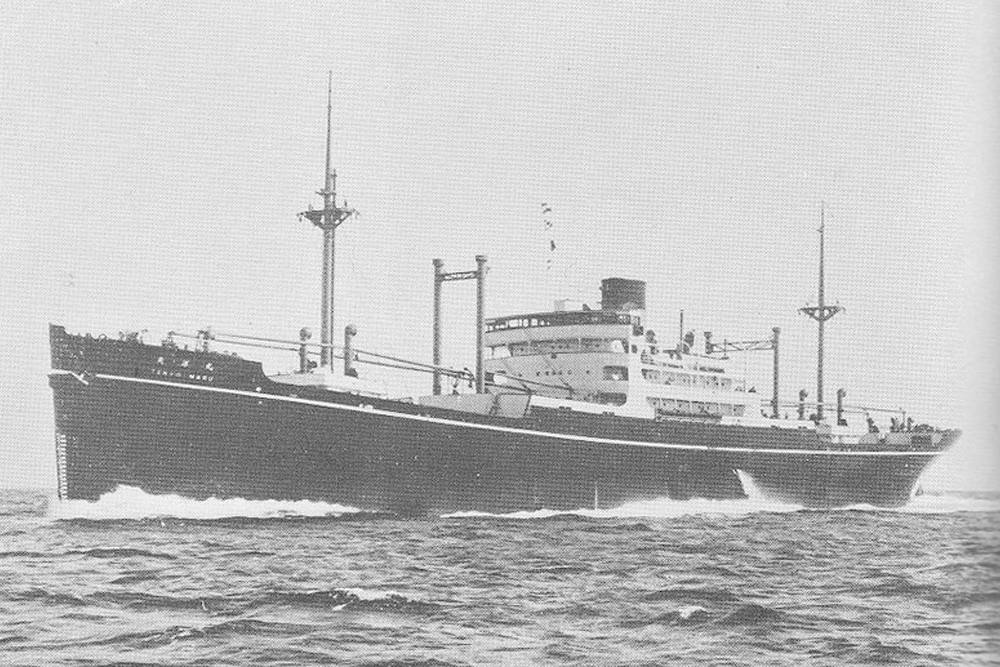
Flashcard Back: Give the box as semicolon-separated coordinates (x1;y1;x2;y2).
338;587;408;601
676;604;708;620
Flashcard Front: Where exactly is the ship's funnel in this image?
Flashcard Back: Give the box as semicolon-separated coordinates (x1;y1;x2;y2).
601;278;646;311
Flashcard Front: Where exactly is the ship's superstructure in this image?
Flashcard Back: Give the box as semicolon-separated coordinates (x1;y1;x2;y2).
484;278;761;425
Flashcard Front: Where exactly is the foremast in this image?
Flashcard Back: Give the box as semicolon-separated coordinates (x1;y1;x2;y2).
299;71;357;368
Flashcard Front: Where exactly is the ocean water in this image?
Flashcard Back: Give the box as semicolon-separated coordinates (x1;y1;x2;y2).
0;487;997;666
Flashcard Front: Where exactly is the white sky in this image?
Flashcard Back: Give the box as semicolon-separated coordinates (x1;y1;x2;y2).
1;2;997;491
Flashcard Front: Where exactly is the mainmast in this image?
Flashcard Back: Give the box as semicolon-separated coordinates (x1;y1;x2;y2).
800;202;842;420
299;72;357;368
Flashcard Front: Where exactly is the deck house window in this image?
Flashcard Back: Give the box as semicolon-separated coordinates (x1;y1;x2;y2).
603;366;629;381
597;392;627;406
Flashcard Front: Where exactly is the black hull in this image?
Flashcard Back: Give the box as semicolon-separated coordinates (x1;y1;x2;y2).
48;326;958;514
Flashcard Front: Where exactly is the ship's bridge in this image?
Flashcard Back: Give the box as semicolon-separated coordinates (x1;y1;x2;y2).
484;306;637;405
485;309;635;347
487;309;634;331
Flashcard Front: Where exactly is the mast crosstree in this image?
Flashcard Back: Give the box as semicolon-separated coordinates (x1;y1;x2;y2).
799;202;842;420
299;71;358;368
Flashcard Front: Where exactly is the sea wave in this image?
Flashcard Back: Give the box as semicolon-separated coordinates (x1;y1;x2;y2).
714;603;791;627
663;605;711;625
621;604;712;628
7;585;437;616
621;602;795;629
258;587;440;613
642;586;741;603
48;485;360;521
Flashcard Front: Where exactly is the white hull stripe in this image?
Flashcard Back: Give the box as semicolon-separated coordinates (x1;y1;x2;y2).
56;372;939;458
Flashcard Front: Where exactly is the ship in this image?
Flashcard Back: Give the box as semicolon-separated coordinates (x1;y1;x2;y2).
47;81;959;515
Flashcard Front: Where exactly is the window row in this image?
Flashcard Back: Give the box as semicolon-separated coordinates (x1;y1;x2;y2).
506;338;627;356
640;368;740;390
647;397;746;417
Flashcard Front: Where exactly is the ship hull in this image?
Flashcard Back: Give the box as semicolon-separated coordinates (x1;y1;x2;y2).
50;388;954;514
48;326;957;514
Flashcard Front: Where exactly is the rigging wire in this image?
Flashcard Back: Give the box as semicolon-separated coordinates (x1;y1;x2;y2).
168;330;574;394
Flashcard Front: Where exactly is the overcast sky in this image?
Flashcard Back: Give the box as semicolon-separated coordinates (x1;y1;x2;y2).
1;1;997;491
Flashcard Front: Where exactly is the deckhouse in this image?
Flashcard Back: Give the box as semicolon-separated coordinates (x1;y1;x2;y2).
484;278;764;423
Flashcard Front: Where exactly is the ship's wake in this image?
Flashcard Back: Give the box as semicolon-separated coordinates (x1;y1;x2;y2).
442;497;802;520
441;493;999;520
443;470;1000;519
443;469;802;519
48;486;360;521
45;483;998;522
842;492;1000;515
